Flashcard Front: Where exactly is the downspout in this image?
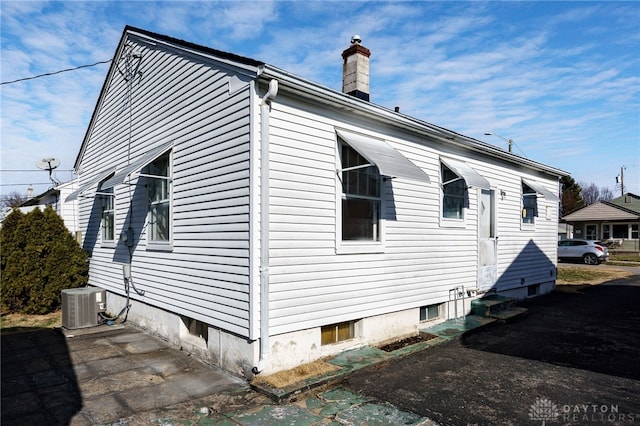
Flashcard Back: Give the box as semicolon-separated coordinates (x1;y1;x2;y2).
253;79;278;375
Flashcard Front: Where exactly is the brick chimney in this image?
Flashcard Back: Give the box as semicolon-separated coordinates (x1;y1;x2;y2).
342;35;370;101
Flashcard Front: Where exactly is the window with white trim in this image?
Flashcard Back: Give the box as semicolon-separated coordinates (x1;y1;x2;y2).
146;152;171;243
441;163;466;219
522;182;537;224
100;187;115;242
340;140;381;241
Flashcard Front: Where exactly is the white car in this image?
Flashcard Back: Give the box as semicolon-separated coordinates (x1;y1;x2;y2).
558;239;609;265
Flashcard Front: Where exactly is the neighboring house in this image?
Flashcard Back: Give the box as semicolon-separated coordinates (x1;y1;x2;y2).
69;26;567;376
19;180;79;235
562;193;640;248
557;223;573;240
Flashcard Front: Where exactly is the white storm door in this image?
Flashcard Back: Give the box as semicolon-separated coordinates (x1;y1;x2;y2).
478;189;497;291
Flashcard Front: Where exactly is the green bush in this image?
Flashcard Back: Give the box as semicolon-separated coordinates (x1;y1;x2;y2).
1;206;88;314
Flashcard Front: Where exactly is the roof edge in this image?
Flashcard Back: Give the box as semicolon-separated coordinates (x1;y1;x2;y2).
74;26;569;179
124;26;264;69
259;65;568;178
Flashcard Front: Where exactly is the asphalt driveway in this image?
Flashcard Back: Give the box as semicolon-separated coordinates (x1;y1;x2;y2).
346;274;640;425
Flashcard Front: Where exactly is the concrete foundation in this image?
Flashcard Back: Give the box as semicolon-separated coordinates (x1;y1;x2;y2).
106;293;258;378
105;283;549;376
496;280;555;300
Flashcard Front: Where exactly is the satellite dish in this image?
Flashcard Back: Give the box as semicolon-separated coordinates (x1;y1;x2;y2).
36;157;61;185
36;157;61;171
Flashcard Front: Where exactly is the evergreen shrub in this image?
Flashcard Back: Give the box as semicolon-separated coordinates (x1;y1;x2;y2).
1;206;88;314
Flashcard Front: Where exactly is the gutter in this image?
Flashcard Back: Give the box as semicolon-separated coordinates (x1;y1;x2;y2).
253;79;278;375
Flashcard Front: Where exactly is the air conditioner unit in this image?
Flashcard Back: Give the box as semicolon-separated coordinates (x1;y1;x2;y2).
61;287;106;329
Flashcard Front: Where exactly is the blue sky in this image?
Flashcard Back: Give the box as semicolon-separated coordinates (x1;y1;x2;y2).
1;1;639;199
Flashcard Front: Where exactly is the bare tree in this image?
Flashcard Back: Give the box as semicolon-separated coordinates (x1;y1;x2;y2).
580;182;600;206
600;187;614;202
1;191;27;208
579;182;615;206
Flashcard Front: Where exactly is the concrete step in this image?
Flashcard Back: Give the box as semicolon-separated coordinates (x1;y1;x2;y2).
423;315;497;339
470;294;514;317
485;306;528;320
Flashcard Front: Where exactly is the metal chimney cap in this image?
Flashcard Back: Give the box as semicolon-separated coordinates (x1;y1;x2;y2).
351;35;362;44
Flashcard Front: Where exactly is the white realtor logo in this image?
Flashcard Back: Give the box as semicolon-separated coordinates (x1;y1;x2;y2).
529;397;559;425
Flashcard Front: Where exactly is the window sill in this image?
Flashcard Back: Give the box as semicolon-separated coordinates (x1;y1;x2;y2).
439;218;466;229
101;241;117;249
320;338;362;356
520;223;536;231
146;241;173;252
336;242;385;255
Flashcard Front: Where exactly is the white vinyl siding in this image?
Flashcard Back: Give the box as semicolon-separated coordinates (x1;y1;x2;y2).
77;36;253;336
266;95;560;336
267;98;467;335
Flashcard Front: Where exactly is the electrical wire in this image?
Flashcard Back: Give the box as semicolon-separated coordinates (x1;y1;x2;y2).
98;45;145;326
0;182;52;186
1;60;112;85
1;169;75;172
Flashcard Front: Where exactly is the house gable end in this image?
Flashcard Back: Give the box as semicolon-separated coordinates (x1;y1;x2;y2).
73;26;263;174
608;193;640;214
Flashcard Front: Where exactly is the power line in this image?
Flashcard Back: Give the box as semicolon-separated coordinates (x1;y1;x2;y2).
1;59;112;85
1;183;52;187
1;169;75;172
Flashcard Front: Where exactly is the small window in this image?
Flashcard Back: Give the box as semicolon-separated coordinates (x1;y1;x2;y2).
340;141;381;241
321;321;356;345
522;183;537;224
420;304;441;321
181;316;208;342
100;187;115;241
527;284;539;297
612;224;628;239
441;163;466;219
146;152;171;243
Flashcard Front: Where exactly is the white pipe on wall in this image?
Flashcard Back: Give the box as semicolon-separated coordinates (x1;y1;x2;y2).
253;79;278;375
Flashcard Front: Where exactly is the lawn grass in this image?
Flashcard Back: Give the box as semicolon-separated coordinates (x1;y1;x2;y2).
557;265;633;285
0;311;61;333
557;268;613;284
252;359;340;388
608;252;640;266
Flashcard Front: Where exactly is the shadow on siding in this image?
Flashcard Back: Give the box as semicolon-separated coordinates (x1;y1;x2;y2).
491;239;556;293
